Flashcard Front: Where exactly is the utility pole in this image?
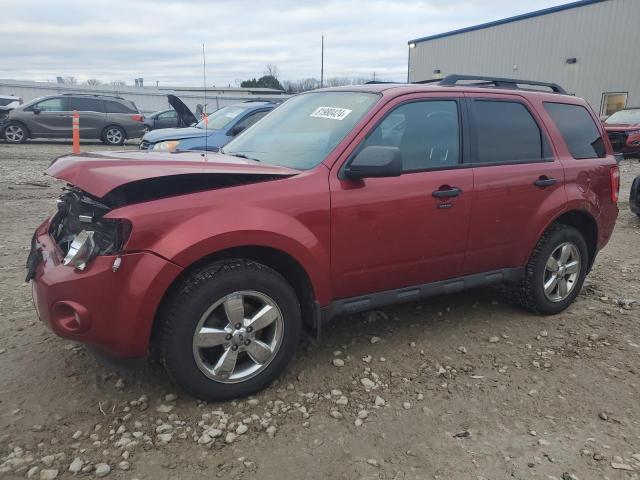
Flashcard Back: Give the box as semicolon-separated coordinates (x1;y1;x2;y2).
320;34;324;88
372;71;377;82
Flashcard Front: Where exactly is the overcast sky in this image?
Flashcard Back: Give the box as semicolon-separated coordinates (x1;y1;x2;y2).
2;0;569;87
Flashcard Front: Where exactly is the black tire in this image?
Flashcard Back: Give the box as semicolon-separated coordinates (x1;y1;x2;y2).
513;224;589;315
4;122;28;144
102;125;125;146
158;259;301;401
630;176;640;217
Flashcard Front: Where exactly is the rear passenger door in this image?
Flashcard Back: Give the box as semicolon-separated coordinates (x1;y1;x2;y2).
462;94;566;275
67;97;106;139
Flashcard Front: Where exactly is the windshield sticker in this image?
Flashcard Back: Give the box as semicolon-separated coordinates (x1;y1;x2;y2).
310;106;353;121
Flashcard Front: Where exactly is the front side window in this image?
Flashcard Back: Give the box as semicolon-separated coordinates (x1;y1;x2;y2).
68;97;103;112
223;92;379;170
471;100;548;164
544;102;606;159
33;98;64;112
362;100;460;171
234;110;269;131
158;110;177;119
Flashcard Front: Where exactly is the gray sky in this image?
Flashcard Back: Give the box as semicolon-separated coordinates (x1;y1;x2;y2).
2;0;568;87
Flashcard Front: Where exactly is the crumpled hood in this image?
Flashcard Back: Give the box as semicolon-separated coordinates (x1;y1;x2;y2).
605;123;640;132
47;150;300;199
142;126;210;143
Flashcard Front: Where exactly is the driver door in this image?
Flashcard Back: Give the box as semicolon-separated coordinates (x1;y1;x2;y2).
329;94;473;299
27;97;68;136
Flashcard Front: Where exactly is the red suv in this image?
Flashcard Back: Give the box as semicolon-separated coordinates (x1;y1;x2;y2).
27;75;619;401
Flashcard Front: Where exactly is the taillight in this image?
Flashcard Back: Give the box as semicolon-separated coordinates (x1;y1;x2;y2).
130;114;144;122
610;165;620;203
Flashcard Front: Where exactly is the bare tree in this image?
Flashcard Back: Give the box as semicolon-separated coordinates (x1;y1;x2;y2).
64;76;78;85
264;64;280;80
85;79;102;86
110;80;126;87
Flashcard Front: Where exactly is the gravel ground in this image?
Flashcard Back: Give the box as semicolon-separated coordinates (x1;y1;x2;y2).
1;141;639;480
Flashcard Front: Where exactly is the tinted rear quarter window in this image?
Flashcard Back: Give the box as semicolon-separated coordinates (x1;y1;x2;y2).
471;100;549;164
105;100;136;114
0;98;13;107
543;102;605;159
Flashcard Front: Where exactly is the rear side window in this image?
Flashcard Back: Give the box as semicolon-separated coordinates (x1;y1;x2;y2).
543;102;606;159
68;97;104;112
470;100;549;164
0;98;13;107
105;100;136;114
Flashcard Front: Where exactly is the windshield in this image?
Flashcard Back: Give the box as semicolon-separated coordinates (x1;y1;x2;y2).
605;109;640;125
222;91;380;169
196;105;248;130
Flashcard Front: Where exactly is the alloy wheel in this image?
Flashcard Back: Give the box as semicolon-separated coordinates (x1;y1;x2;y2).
105;127;123;145
543;241;581;302
192;291;284;383
5;125;25;142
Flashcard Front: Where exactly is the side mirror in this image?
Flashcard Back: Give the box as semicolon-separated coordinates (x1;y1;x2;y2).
229;124;246;136
344;146;402;180
32;107;41;115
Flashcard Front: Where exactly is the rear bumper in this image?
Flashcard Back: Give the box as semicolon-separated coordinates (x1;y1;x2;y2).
31;220;182;358
597;203;619;249
631;176;640;215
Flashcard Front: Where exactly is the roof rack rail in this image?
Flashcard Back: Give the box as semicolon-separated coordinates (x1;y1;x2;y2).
60;93;125;100
414;74;567;94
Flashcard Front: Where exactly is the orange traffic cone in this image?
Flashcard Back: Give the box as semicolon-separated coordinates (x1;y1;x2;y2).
72;110;80;153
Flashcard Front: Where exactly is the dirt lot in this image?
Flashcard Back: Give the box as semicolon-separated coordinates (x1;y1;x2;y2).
1;141;639;480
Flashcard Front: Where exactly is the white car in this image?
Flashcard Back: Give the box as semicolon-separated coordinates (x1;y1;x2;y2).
0;94;22;111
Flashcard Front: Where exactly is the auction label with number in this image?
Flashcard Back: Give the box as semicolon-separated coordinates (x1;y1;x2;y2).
310;106;353;120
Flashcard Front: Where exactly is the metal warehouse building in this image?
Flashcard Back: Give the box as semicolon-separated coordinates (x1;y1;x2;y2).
407;0;640;116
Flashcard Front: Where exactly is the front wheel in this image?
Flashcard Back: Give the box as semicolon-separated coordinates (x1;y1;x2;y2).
515;224;589;315
102;125;125;146
158;260;301;401
4;122;28;143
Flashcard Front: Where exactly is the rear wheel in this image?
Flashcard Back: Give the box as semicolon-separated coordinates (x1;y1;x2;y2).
102;125;125;146
4;122;28;143
513;224;588;315
159;260;301;401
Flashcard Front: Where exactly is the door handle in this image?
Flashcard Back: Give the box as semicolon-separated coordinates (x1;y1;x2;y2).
534;176;557;188
432;186;462;198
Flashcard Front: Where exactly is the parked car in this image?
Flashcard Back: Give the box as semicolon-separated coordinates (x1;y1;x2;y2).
630;175;640;217
3;94;145;145
143;109;179;132
139;99;278;152
0;94;22;111
603;107;640;157
0;94;22;139
26;75;619;401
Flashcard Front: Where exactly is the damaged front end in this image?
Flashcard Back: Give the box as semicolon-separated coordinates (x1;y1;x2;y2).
49;188;130;271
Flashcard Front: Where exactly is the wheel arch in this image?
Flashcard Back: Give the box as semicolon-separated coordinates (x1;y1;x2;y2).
5;120;31;139
151;245;319;343
544;209;598;270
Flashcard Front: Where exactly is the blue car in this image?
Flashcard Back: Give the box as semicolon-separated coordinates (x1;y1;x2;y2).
139;99;278;152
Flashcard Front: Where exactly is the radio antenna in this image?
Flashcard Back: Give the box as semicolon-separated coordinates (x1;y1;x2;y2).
202;43;208;156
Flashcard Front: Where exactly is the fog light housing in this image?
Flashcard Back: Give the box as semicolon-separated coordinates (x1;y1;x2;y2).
63;230;96;270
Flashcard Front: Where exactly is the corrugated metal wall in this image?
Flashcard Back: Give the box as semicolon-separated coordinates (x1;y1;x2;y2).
409;0;640;113
0;80;287;114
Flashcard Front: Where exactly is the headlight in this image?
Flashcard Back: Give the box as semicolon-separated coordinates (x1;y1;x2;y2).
152;140;181;152
63;230;96;270
61;219;131;271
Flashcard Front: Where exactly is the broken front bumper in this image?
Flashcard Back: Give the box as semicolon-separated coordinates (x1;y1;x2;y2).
28;219;182;358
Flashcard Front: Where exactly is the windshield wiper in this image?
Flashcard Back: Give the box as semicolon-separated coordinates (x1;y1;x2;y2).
225;152;260;162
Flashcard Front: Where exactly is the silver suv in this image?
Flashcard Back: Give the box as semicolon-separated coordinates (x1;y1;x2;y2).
3;94;145;145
